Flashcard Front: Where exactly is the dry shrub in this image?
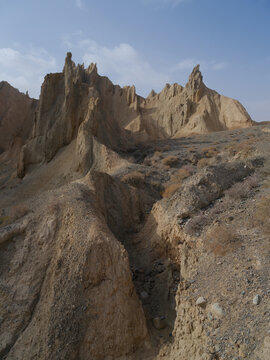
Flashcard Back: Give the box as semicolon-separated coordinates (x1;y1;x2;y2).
227;139;256;158
197;158;210;169
204;224;238;256
184;212;208;235
162;155;178;167
155;145;170;152
170;166;193;183
187;147;196;153
153;151;162;158
143;158;151;166
225;174;259;200
254;195;270;234
162;183;181;198
163;165;193;198
201;146;218;158
184;201;228;236
122;171;145;186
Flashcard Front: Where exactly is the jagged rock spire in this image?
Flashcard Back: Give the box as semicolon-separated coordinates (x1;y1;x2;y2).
185;64;205;102
186;64;203;91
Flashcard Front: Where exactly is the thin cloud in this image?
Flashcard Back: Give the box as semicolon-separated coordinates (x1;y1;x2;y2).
170;58;198;72
0;47;57;98
212;62;227;71
66;37;170;96
171;58;228;72
143;0;188;7
75;0;83;9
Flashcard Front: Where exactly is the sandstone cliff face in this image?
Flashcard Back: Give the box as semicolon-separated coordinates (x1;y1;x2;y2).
18;53;143;177
17;54;253;179
0;175;148;360
0;54;269;360
0;82;37;159
137;65;253;138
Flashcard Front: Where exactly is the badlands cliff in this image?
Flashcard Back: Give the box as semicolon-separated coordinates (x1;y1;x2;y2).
0;81;37;160
15;53;252;178
1;54;269;360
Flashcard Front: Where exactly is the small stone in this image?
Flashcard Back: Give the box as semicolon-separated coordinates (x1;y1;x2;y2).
196;297;207;308
153;316;167;330
140;291;149;299
241;291;245;296
253;294;261;305
207;312;213;321
211;303;224;317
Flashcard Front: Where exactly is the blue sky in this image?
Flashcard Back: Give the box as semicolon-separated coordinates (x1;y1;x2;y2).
0;0;269;121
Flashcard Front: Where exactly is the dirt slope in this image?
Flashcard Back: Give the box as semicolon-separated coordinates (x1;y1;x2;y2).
1;54;269;360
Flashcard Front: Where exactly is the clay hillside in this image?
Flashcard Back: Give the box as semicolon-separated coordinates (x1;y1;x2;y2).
0;53;269;360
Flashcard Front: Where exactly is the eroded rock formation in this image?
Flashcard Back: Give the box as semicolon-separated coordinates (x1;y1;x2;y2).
0;82;37;160
17;53;253;178
1;53;267;360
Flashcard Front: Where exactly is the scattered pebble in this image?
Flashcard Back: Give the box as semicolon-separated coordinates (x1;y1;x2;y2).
196;297;207;308
140;291;149;299
211;303;224;317
253;294;261;305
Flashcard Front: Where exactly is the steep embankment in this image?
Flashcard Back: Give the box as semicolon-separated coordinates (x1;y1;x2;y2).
1;53;266;360
17;53;253;179
0;81;37;159
137;65;252;138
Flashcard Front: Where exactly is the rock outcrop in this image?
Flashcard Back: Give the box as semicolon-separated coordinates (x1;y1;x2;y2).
17;53;143;177
17;54;253;178
0;175;148;360
0;82;37;159
0;52;269;360
137;65;253;138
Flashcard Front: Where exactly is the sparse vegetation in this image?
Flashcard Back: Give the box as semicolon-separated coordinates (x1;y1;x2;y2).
227;139;256;158
184;212;208;235
162;165;193;198
197;157;210;168
170;165;193;183
224;174;259;200
204;224;238;256
187;147;196;153
162;183;182;198
162;155;178;167
254;195;270;234
122;171;145;186
201;146;218;158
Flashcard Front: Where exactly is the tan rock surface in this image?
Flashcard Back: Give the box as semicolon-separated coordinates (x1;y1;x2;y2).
0;175;148;360
137;65;253;138
1;53;268;360
17;54;253;179
0;81;37;159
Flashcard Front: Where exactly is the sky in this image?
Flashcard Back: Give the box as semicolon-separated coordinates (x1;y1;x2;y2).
0;0;269;121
